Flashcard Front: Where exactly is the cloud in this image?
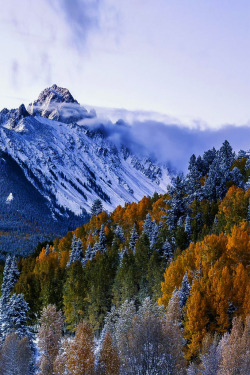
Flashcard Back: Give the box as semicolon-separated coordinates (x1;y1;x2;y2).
46;0;102;52
81;107;250;171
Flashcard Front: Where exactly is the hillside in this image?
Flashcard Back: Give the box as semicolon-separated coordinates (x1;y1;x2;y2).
0;85;171;254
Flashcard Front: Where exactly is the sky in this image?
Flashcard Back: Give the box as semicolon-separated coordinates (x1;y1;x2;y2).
0;0;250;129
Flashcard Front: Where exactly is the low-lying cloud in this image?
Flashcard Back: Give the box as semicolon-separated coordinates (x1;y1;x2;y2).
80;107;250;171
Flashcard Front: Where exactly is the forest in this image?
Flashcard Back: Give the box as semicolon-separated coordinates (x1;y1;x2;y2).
0;140;249;374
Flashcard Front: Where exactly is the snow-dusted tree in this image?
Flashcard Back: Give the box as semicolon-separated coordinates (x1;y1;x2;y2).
129;224;138;253
143;213;153;238
119;247;128;267
0;257;20;340
204;141;236;201
45;244;50;256
162;238;173;263
91;242;100;258
38;305;64;375
0;333;32;375
53;340;71;375
164;290;186;374
179;272;191;310
149;220;159;249
231;167;244;188
115;225;125;243
186;154;202;200
0;256;19;308
166;174;187;231
202;147;217;174
91;199;103;216
3;293;31;340
67;235;83;267
114;300;136;356
187;362;199;375
82;243;92;267
67;321;95;375
184;214;191;240
98;224;106;253
120;297;186;375
199;333;221;375
218;315;250;375
97;332;120;375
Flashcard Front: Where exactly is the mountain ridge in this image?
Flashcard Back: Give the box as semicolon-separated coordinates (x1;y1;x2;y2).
0;85;171;254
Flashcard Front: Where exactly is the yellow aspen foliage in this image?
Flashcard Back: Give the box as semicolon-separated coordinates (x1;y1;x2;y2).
226;221;250;267
98;332;120;375
184;279;209;360
67;321;95;375
232;263;250;317
210;266;232;333
150;195;168;223
217;186;250;233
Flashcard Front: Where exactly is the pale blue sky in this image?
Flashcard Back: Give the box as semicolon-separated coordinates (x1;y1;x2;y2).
0;0;250;128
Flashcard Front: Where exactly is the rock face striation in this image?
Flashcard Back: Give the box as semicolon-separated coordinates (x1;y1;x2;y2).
0;85;171;254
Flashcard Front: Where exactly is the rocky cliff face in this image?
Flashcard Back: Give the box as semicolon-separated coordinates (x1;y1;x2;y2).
0;85;171;254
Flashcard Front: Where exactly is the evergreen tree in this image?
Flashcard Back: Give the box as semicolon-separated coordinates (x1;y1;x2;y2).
179;272;191;310
3;293;32;341
150;221;159;250
115;225;125;243
0;257;20;340
45;244;50;256
129;224;138;253
185;214;191;240
82;243;92;267
98;224;106;253
67;235;83;267
91;199;103;216
143;213;153;237
162;238;173;263
202;147;217;174
166;174;187;231
231;167;244;188
186;154;202;200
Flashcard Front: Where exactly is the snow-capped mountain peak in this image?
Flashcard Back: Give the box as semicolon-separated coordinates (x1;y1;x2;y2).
0;85;171;217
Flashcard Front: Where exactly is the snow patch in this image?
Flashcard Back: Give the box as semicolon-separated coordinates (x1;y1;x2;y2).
6;192;14;203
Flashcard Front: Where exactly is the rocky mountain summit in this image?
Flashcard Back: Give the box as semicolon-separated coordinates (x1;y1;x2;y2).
0;85;171;254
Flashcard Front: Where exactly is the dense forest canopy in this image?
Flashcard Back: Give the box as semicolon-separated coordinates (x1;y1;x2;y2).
0;140;249;373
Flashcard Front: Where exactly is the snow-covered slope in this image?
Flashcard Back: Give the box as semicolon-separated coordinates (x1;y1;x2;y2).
0;85;171;218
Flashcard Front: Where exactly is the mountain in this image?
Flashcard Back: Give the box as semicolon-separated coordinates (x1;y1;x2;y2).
0;85;171;254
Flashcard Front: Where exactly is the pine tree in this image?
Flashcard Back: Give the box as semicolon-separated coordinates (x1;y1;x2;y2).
162;238;173;263
185;214;191;240
143;213;153;237
82;243;92;267
115;225;125;243
91;199;103;216
67;235;83;267
129;224;138;253
186;154;202;200
149;221;158;250
179;272;191;310
166;174;187;231
231;167;244;188
98;224;106;253
45;244;50;256
3;293;32;340
0;257;20;340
